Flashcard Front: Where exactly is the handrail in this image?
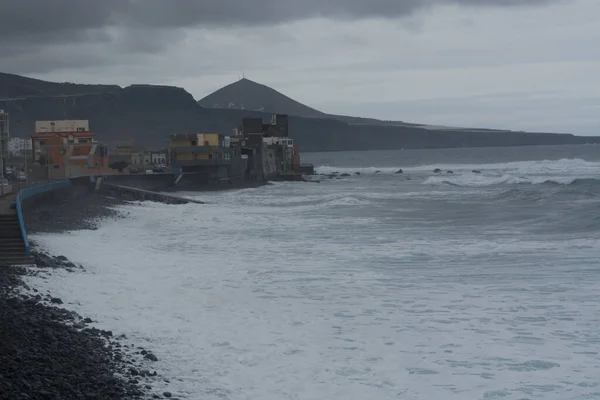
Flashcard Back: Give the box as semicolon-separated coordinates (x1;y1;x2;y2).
15;180;72;254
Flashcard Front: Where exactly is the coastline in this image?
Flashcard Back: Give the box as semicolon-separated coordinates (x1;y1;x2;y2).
1;192;172;400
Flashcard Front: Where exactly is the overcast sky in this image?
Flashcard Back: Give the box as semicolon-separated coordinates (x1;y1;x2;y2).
1;0;599;134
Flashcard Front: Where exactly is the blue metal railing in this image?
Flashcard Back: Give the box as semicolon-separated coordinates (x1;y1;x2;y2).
14;180;72;254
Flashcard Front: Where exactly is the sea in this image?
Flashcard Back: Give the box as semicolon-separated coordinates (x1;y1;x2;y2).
27;144;600;400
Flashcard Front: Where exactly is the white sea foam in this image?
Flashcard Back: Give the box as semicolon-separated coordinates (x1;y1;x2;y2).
24;158;600;400
316;157;600;176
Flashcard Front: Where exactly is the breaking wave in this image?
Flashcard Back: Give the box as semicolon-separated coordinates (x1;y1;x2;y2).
316;158;600;177
424;176;600;187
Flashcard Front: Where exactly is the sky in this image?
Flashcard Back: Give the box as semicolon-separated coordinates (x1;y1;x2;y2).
1;0;599;135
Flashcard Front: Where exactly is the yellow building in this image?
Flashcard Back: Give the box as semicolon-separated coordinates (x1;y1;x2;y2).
169;133;227;165
170;133;220;147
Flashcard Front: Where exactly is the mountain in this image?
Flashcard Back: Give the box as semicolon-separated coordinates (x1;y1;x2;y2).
0;72;120;99
198;78;506;130
1;72;598;152
199;78;325;117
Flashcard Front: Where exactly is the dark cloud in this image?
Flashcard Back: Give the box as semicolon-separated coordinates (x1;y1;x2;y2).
0;0;559;73
1;0;558;44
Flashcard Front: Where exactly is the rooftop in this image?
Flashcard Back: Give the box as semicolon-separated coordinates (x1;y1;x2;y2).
32;131;93;138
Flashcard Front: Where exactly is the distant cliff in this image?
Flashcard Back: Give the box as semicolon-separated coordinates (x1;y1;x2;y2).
0;72;120;99
1;72;598;151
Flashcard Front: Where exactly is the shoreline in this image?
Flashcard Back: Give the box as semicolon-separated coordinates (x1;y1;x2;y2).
2;192;174;399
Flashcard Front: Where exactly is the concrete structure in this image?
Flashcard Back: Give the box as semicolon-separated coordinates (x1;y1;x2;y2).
35;120;89;133
236;114;307;180
99;181;204;204
0;110;9;185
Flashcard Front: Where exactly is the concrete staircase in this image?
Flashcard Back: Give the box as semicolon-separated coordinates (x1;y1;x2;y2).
0;213;34;266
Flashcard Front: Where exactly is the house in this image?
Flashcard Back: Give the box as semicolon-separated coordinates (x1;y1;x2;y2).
236;114;301;179
151;150;168;165
169;133;242;181
31;120;110;179
39;133;108;179
32;131;94;164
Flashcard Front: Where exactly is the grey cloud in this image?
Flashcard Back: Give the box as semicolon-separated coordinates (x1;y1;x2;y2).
0;0;561;74
1;0;559;44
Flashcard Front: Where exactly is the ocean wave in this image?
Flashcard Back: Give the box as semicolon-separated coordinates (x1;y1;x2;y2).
316;158;600;176
423;175;600;187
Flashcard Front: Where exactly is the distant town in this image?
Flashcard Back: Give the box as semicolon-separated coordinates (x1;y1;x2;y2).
0;109;314;194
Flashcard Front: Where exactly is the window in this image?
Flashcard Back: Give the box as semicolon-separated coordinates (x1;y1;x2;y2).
191;140;197;146
79;139;88;144
76;127;85;132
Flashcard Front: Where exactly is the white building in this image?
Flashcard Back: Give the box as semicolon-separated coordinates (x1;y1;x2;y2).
8;137;32;157
151;151;167;165
263;137;294;147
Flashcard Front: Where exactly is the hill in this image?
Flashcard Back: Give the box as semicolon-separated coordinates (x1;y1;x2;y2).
199;78;325;117
198;78;507;131
1;72;598;151
0;72;120;99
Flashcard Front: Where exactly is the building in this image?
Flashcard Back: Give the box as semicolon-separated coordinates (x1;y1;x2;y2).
31;119;109;179
39;133;108;179
131;151;152;167
32;131;94;164
151;150;168;165
169;133;242;181
0;110;9;176
8;137;32;157
236;114;301;180
35;120;89;133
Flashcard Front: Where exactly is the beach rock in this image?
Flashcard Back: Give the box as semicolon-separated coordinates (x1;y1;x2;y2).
354;172;361;175
472;169;482;174
163;393;172;398
446;170;454;174
396;169;403;174
375;170;382;174
340;173;351;177
144;353;158;362
0;266;150;399
50;297;63;304
434;168;442;173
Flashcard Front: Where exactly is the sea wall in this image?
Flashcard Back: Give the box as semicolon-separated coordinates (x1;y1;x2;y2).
16;180;75;253
19;176;118;237
100;173;175;191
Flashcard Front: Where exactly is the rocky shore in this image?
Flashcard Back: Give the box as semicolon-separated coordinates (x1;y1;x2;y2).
25;193;127;234
1;193;172;399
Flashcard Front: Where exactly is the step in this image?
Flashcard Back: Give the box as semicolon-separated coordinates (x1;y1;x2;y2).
0;259;35;266
0;240;24;244
0;245;26;251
